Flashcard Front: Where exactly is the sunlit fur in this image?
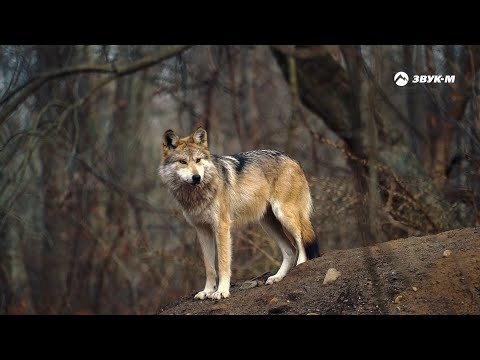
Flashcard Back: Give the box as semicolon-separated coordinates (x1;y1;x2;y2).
159;127;319;300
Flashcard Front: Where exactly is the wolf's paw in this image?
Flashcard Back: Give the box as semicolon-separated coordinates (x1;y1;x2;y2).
265;275;284;285
211;290;230;300
194;290;214;300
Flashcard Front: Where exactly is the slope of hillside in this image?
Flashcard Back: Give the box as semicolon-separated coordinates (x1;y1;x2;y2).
159;227;480;315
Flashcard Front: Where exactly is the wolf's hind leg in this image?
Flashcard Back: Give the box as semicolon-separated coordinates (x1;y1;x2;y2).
261;207;296;285
270;200;307;265
194;228;217;300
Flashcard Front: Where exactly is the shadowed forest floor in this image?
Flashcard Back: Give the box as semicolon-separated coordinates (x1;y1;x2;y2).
159;227;480;315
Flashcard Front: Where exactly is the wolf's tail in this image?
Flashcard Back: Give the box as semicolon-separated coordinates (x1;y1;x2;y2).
301;217;320;260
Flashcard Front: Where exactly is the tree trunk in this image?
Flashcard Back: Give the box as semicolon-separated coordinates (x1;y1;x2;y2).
272;45;463;233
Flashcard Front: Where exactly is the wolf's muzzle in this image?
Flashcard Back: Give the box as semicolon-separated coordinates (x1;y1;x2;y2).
192;174;201;184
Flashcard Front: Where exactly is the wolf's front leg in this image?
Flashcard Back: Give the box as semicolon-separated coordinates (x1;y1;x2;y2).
194;229;217;300
211;220;231;300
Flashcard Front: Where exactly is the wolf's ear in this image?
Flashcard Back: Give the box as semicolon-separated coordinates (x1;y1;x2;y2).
163;130;179;150
191;127;208;148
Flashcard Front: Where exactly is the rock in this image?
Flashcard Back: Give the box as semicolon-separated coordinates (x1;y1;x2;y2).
394;295;403;304
268;303;290;314
323;268;341;285
412;287;418;292
443;249;452;257
257;280;265;287
307;313;319;315
269;297;279;304
240;280;258;290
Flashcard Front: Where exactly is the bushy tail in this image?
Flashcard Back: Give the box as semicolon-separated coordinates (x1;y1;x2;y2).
301;217;320;259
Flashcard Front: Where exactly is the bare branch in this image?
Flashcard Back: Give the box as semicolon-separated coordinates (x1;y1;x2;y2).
0;45;192;125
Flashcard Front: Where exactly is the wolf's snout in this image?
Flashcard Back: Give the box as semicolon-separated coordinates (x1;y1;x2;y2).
192;174;201;184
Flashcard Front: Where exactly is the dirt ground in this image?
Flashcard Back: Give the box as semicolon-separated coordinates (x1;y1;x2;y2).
159;227;480;315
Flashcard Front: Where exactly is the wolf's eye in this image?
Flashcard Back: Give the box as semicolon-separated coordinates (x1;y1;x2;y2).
195;158;201;163
179;160;187;164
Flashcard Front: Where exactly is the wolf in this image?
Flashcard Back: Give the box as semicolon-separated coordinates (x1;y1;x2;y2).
158;127;319;300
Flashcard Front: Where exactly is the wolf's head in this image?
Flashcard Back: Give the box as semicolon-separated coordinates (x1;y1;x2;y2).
159;127;214;187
